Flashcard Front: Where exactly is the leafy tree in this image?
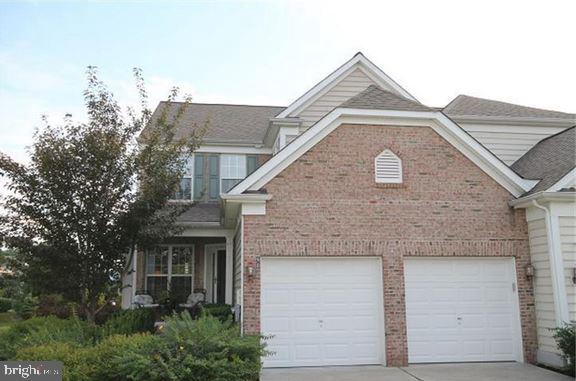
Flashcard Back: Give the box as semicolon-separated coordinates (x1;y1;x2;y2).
0;67;206;322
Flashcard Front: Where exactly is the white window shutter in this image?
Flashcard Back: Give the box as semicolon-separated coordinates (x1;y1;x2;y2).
375;149;402;183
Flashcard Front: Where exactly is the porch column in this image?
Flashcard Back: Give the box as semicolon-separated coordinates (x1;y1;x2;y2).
225;233;234;304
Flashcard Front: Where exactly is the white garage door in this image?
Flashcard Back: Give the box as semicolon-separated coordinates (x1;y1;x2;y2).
261;257;384;368
404;258;523;363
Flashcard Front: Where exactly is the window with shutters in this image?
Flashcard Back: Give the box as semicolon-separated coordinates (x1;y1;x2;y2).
172;155;194;200
374;149;402;183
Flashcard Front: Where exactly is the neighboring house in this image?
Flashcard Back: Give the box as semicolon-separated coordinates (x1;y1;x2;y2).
122;53;576;369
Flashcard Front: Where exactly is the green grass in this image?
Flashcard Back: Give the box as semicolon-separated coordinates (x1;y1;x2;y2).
0;311;19;333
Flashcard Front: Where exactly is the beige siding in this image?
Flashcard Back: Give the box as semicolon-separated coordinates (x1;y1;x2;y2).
528;217;559;354
233;219;243;305
459;123;567;165
559;216;576;321
294;68;378;130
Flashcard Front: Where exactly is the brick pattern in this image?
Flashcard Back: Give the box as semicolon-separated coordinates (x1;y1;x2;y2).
242;124;537;366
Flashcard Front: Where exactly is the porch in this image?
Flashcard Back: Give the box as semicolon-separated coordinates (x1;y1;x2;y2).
121;228;237;309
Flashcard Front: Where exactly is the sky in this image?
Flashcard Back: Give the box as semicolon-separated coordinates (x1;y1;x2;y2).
1;0;575;165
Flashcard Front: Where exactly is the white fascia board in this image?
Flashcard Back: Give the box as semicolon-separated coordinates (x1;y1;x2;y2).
546;168;576;192
276;53;416;119
220;193;273;202
230;107;537;197
196;145;273;155
510;191;576;208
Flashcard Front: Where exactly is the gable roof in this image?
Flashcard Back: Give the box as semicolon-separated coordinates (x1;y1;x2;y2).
228;106;538;198
276;52;418;119
341;85;432;112
444;95;576;121
511;126;576;195
145;102;285;145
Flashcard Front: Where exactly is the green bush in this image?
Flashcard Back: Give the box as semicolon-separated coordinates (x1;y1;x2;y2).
12;294;37;319
0;297;12;312
15;342;91;381
553;323;575;376
99;308;156;337
112;312;266;381
202;303;233;322
0;316;96;360
35;294;73;319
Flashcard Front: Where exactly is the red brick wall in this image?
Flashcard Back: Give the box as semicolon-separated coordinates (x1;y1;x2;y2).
242;124;536;366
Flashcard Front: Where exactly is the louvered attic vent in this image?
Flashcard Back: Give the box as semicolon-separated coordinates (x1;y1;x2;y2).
375;149;402;183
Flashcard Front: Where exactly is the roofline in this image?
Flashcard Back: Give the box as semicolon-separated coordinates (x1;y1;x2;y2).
545;167;576;193
276;53;418;119
228;107;538;198
158;100;286;109
447;115;576;127
509;191;576;208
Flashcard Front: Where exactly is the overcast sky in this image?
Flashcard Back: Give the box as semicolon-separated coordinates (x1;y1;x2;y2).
1;0;575;165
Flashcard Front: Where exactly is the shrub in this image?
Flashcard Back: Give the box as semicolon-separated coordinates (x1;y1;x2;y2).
111;312;266;381
0;316;96;360
35;294;72;319
553;323;575;376
0;297;12;312
202;303;233;322
12;294;37;319
99;308;156;337
15;342;91;381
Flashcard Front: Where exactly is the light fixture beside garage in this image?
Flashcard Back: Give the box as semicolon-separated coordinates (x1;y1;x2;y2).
525;264;535;280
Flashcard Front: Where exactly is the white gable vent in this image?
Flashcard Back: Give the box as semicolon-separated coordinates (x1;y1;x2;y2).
375;149;402;183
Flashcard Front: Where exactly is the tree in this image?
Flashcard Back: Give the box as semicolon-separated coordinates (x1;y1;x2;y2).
0;67;206;322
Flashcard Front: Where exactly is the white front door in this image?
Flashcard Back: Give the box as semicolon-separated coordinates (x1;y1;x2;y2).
261;257;385;368
404;257;523;363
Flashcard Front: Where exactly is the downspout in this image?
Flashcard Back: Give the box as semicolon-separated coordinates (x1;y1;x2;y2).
532;200;569;326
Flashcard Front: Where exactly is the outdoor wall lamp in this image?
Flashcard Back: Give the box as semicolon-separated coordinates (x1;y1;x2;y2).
247;266;255;277
572;267;576;285
525;264;535;280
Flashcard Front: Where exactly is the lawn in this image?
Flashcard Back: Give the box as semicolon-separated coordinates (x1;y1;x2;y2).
0;311;18;333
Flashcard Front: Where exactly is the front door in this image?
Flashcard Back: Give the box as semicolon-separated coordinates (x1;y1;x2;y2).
205;245;227;304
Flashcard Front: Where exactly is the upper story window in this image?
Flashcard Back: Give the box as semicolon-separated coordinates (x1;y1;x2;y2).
375;149;402;183
221;154;247;193
170;153;259;201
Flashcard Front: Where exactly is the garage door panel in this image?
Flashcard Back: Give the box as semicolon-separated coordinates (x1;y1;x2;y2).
262;257;384;368
405;258;521;363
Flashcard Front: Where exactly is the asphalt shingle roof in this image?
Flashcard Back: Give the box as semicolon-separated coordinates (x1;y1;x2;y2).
512;126;576;195
340;85;432;112
144;102;285;145
444;95;576;121
176;203;221;224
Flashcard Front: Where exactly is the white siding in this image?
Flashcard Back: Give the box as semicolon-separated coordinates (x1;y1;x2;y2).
458;123;567;165
527;216;560;354
294;68;378;130
559;216;576;321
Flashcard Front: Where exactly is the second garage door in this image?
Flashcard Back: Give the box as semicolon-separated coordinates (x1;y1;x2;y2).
261;257;384;368
404;257;523;363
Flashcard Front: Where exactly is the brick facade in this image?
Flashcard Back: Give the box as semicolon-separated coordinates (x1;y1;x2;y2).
242;123;537;366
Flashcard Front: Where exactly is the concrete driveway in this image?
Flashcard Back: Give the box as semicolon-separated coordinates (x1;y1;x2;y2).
261;363;573;381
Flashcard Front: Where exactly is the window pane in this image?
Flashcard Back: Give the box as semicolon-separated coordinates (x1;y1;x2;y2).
171;276;192;303
171;247;193;275
172;178;192;200
146;247;168;275
221;154;246;179
146;276;168;301
221;178;242;193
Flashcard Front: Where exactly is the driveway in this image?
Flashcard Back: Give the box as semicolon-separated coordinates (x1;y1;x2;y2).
261;363;573;381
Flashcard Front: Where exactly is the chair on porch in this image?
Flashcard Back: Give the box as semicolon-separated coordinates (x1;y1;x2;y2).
133;293;160;308
179;288;206;318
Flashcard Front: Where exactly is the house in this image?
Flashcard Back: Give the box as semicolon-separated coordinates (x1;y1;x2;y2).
122;53;576;368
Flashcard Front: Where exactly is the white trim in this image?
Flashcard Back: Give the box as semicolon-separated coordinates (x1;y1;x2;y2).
196;145;273;155
276;53;416;119
546;168;576;192
144;245;195;298
531;200;570;325
230;108;538;198
238;215;245;334
204;243;227;304
510;191;576;208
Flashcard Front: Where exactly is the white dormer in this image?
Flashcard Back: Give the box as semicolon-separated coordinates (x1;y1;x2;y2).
375;149;402;183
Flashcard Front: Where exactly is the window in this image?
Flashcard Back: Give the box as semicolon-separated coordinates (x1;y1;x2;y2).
220;154;246;193
172;156;194;200
375;149;402;183
145;245;194;302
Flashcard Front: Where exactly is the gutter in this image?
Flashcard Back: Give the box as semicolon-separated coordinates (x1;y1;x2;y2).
509;191;576;208
530;200;570;326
